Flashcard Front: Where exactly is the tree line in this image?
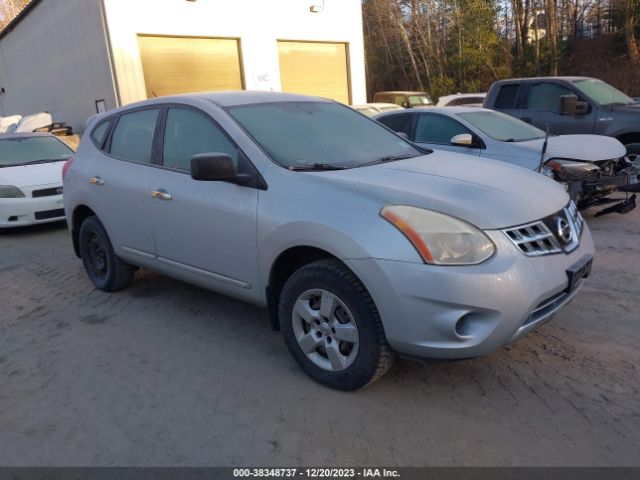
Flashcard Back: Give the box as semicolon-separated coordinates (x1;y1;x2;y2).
363;0;640;99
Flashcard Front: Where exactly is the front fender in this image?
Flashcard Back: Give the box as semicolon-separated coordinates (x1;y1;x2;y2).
257;221;380;296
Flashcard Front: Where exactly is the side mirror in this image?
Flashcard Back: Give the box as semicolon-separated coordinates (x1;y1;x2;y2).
190;153;253;186
575;100;589;114
402;101;410;108
451;133;474;146
561;95;589;115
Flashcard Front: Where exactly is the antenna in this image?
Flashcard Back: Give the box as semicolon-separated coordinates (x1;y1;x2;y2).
537;124;550;173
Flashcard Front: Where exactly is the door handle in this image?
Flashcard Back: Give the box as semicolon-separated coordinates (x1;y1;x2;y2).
151;190;172;201
89;176;105;186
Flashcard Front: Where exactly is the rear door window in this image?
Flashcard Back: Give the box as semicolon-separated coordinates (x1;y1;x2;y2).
494;85;520;109
109;109;159;163
526;83;575;112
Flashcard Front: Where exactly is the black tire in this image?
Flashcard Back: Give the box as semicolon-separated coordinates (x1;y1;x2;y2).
279;259;394;390
78;215;135;292
625;143;640;156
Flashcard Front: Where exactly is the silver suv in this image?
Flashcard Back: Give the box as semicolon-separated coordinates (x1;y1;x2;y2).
64;92;595;390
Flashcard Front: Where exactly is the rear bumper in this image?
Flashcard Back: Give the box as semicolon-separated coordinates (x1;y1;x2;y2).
346;226;595;359
0;194;65;227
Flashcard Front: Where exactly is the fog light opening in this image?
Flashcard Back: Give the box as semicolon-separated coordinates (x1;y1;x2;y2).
455;314;476;338
8;216;18;222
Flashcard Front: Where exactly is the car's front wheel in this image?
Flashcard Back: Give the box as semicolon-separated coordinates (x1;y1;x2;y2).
625;143;640;157
279;259;394;390
79;215;135;292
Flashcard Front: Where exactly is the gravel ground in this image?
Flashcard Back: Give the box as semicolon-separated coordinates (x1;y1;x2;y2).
0;195;638;467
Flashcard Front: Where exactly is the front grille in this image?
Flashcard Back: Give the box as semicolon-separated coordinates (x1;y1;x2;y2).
32;186;63;198
503;201;584;257
566;200;584;238
34;208;65;220
502;220;562;256
524;290;569;327
594;158;617;176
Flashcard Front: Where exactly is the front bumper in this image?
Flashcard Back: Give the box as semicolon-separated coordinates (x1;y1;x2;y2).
346;225;595;359
0;185;65;227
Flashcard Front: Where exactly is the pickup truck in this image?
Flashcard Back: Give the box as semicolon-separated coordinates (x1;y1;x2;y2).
484;77;640;156
373;91;434;108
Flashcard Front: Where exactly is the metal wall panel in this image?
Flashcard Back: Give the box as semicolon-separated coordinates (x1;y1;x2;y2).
0;0;117;133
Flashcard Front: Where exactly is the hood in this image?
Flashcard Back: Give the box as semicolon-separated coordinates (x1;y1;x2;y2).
516;134;626;161
610;103;640;114
317;153;569;230
0;161;65;188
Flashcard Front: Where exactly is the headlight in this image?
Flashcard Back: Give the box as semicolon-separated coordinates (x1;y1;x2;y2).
381;205;495;265
0;185;25;198
545;159;599;180
541;166;555;178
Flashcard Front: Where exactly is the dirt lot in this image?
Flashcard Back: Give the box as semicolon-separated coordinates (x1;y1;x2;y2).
0;195;639;467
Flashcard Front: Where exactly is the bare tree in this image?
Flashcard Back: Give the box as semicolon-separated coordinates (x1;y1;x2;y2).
546;0;558;74
624;0;640;71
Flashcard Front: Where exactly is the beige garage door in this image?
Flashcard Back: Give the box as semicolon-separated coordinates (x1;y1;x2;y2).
277;41;350;104
138;35;243;98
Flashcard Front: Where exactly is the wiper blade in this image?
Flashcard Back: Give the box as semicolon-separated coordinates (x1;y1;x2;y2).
288;163;347;171
358;153;418;168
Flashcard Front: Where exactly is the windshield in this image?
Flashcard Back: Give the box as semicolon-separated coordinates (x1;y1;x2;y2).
573;79;635;106
227;101;421;169
409;95;433;106
0;136;74;167
457;110;546;142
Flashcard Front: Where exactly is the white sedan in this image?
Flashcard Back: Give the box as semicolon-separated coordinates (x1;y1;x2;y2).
0;133;74;227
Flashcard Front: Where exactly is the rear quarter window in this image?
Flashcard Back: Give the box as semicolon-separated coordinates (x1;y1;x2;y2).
90;120;112;149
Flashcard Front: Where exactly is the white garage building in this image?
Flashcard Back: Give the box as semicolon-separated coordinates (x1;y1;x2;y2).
0;0;367;132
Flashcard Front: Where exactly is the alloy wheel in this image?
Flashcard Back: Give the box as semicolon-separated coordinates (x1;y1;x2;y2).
291;288;359;371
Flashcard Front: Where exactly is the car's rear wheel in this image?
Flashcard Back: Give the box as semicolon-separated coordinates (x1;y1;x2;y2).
279;259;394;390
79;216;135;292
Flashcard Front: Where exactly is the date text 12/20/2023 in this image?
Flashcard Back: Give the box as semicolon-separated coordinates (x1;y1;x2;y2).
232;468;401;478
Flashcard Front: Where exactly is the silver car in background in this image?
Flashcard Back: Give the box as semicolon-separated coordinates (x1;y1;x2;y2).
64;92;595;390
